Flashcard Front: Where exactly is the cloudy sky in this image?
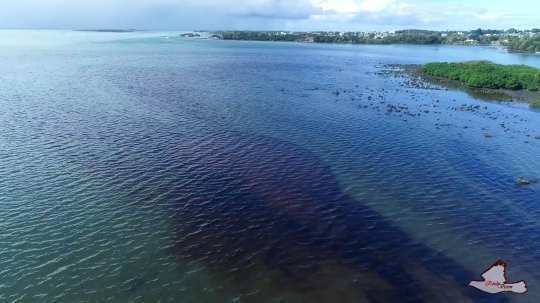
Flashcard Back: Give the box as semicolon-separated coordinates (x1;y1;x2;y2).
0;0;538;31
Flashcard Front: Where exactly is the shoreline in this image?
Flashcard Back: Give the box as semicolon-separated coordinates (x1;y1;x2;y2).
215;38;500;47
507;49;540;54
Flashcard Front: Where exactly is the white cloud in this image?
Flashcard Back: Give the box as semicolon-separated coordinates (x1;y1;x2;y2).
0;0;538;30
305;0;415;23
310;0;361;14
359;0;397;12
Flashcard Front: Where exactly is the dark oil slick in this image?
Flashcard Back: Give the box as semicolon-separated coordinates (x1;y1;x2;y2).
169;131;510;303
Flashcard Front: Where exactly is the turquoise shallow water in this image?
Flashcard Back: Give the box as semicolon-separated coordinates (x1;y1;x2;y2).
1;30;540;303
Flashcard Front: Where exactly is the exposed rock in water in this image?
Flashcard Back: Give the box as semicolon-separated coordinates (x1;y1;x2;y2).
516;178;537;185
485;134;492;138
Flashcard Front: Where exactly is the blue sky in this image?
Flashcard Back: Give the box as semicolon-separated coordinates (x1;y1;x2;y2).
0;0;538;31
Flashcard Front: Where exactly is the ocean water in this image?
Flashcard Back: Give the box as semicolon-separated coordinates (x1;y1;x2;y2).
1;30;540;303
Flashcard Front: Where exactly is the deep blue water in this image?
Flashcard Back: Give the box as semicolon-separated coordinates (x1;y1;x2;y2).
1;31;540;303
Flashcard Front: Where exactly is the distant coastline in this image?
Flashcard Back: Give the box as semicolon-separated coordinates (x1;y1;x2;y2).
202;29;540;48
73;29;146;33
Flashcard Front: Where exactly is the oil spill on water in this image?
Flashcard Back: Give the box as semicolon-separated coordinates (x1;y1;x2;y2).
167;131;511;303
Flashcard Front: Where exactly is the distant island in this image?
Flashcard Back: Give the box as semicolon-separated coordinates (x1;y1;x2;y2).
202;28;540;49
73;29;146;33
181;33;201;37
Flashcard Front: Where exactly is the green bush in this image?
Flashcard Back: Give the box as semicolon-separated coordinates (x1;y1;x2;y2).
422;61;540;91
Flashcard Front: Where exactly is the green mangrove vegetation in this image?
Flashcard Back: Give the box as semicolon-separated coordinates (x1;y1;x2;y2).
507;35;540;52
422;61;540;91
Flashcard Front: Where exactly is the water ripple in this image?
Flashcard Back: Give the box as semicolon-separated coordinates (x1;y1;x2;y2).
1;36;540;303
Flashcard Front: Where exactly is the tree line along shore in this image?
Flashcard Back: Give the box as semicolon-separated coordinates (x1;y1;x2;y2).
204;28;540;52
507;36;540;53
